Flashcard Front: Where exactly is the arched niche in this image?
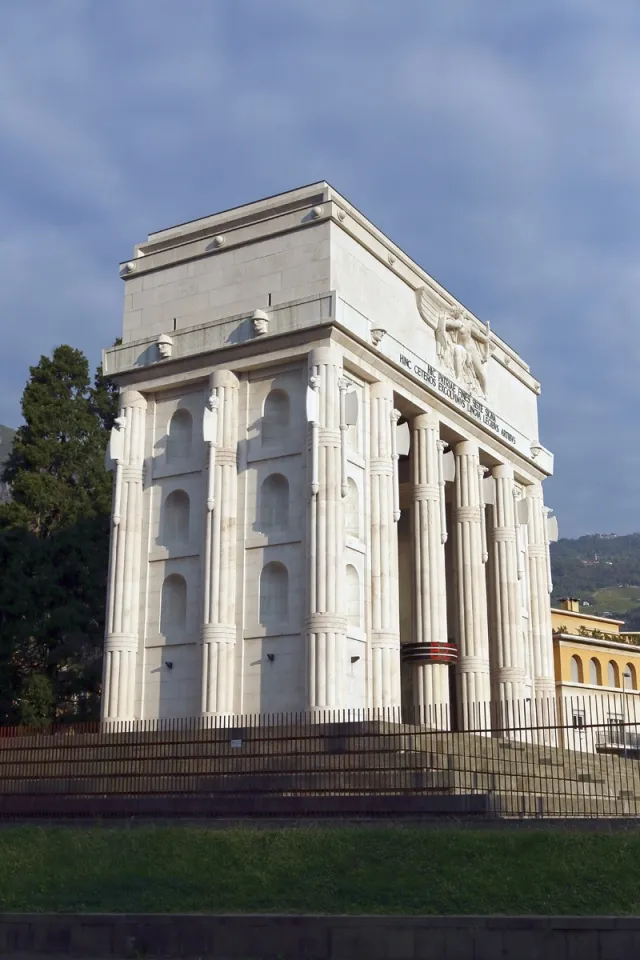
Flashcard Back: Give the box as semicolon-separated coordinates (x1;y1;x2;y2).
161;489;190;546
608;660;620;688
259;474;289;533
589;657;602;686
261;389;290;445
345;478;360;539
160;573;187;639
625;663;637;690
167;408;193;462
570;655;583;684
346;564;361;629
259;561;289;626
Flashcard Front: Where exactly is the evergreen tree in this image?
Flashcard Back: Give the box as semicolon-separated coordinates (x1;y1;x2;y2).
1;345;112;534
0;345;118;724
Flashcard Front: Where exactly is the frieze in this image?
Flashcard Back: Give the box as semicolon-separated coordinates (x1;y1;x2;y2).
382;336;526;454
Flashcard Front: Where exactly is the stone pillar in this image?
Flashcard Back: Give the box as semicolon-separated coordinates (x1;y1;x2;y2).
369;382;401;712
102;390;147;722
527;481;556;720
489;464;526;719
453;440;491;729
306;345;348;712
405;411;452;727
200;369;239;716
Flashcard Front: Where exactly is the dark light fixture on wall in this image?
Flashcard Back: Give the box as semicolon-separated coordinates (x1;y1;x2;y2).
351;656;360;664
267;653;275;662
165;661;173;669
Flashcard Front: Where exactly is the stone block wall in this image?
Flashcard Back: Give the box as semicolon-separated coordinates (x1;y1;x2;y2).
2;913;640;959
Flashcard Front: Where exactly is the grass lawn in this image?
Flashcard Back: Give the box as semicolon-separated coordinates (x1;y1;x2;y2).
1;825;640;915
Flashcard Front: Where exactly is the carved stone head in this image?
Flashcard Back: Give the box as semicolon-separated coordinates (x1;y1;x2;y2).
157;333;174;360
252;309;269;336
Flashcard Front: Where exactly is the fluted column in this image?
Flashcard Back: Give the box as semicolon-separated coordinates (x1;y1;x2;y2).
102;390;147;722
453;440;491;729
407;411;451;726
369;382;401;712
201;369;239;716
306;345;347;712
489;464;526;717
527;481;555;708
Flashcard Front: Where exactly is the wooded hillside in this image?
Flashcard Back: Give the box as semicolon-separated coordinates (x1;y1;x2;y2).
551;533;640;629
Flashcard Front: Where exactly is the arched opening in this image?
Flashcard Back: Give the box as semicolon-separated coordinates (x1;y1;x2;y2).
259;474;289;533
161;489;190;546
346;565;361;629
345;478;360;539
262;389;290;444
608;660;620;688
589;657;602;686
570;655;583;684
259;561;289;625
166;408;193;462
624;663;636;690
160;573;187;639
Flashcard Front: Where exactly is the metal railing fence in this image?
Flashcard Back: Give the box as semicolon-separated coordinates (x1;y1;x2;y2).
0;695;639;818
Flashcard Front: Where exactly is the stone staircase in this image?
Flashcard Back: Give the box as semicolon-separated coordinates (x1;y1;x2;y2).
0;719;639;817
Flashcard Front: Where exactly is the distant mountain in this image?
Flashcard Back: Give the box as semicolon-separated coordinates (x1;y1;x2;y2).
551;533;640;630
0;425;15;502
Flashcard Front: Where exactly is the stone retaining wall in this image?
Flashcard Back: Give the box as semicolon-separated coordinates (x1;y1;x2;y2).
2;913;640;959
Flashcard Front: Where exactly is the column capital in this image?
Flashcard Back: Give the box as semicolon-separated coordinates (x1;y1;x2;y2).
492;462;515;481
308;343;342;367
413;410;439;431
526;479;545;500
121;390;147;410
370;380;394;401
455;439;479;457
210;368;239;390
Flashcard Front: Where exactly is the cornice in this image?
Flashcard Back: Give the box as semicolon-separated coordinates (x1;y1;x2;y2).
555;633;640;656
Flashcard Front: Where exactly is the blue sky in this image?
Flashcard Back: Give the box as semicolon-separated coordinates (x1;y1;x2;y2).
1;1;638;538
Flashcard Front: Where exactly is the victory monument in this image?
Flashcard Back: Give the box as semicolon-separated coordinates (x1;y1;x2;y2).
101;182;557;727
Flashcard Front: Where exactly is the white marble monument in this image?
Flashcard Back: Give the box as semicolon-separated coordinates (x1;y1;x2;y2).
101;183;557;727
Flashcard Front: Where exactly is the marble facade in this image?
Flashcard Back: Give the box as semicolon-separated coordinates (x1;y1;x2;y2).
101;182;557;727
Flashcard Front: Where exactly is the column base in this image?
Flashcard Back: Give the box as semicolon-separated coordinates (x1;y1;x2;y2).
200;631;235;716
101;638;138;722
456;662;492;733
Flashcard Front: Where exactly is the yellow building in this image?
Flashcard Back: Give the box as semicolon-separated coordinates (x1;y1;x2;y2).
552;597;640;752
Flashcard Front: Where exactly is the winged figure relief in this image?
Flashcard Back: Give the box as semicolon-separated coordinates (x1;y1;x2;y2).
415;286;494;396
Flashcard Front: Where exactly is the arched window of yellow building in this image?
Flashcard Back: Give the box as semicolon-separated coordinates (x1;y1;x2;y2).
608;660;620;688
624;663;636;690
570;655;583;684
589;658;601;685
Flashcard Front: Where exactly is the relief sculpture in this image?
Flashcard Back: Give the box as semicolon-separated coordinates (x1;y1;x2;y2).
416;286;494;396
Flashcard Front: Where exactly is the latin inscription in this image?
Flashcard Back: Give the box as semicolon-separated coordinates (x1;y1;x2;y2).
400;354;517;446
